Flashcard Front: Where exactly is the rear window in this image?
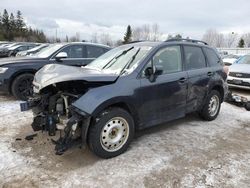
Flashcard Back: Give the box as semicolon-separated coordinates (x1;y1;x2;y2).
203;48;221;66
184;46;206;70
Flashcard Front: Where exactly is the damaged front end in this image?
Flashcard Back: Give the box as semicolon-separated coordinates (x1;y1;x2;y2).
21;83;91;155
20;64;118;155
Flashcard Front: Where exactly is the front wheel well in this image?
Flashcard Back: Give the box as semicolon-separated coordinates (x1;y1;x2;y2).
9;70;36;93
92;102;138;128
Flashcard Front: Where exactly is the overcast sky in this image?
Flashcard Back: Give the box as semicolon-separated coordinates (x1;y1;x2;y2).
1;0;249;41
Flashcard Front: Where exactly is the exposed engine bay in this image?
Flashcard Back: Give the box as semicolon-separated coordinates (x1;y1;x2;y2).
20;81;106;155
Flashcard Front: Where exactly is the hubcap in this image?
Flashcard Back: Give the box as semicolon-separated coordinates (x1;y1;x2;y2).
100;117;129;152
208;95;220;117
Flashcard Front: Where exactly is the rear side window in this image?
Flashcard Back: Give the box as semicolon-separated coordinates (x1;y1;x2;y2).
184;46;206;70
203;48;221;66
87;46;106;58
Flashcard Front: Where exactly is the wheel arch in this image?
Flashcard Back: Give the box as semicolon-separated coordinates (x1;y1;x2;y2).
211;85;224;102
9;69;36;93
91;99;139;128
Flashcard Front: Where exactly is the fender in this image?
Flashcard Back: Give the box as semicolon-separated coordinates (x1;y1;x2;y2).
72;77;140;118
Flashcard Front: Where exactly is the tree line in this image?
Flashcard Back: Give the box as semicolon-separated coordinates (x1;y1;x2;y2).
92;24;184;46
0;9;47;42
202;29;250;48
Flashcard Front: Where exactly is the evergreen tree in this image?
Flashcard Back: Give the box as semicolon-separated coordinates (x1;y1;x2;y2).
123;25;132;44
2;9;10;40
0;12;3;40
0;9;47;42
238;38;245;48
16;10;25;33
9;13;16;40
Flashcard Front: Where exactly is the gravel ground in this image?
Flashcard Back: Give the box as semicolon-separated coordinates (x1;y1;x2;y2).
0;90;250;188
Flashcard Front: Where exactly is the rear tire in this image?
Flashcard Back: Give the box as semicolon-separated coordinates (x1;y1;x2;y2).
11;73;34;100
88;107;135;158
199;90;221;121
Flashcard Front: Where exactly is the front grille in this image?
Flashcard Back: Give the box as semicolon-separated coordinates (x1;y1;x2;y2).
228;80;250;87
229;72;250;78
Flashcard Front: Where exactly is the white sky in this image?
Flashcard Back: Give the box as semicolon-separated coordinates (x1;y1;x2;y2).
1;0;250;41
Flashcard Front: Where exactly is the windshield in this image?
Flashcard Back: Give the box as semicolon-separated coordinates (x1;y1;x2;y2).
236;55;250;64
35;44;64;58
86;45;152;74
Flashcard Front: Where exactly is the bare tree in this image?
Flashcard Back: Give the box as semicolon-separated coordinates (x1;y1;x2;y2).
132;27;143;41
91;32;98;43
242;33;250;47
202;29;227;47
100;33;113;46
141;24;150;40
132;23;162;41
215;33;224;48
75;32;80;41
151;23;160;41
225;32;238;48
202;29;218;47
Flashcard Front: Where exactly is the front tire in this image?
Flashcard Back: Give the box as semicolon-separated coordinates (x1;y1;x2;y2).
88;107;135;158
199;90;221;121
11;73;34;100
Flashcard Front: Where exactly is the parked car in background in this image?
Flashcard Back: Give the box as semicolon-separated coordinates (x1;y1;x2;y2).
16;44;49;57
0;42;111;100
0;42;32;57
222;54;243;66
0;42;12;48
218;50;228;58
227;54;250;89
8;43;38;57
22;39;228;158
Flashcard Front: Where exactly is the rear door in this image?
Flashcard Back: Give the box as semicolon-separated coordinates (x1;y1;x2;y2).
183;45;211;113
137;45;188;127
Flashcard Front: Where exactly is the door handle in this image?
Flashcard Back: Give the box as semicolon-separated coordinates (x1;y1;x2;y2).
179;77;187;84
207;72;213;76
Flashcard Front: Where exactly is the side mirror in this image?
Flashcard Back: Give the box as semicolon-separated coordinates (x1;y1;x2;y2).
154;64;164;75
145;65;163;82
55;52;68;61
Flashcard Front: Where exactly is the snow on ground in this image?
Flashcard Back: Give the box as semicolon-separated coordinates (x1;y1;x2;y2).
0;91;250;188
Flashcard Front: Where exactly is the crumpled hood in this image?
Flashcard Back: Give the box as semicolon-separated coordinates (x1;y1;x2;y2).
229;63;250;73
33;64;119;92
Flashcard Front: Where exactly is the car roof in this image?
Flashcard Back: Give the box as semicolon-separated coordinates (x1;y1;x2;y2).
56;42;111;49
121;40;211;49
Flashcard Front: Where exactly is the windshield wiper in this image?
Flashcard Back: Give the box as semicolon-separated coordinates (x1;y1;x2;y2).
102;46;134;69
120;48;141;75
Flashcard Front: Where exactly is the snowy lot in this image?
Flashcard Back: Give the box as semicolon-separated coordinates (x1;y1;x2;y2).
0;89;250;188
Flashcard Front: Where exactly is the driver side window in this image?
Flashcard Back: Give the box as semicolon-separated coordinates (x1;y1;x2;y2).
152;46;182;74
59;45;84;58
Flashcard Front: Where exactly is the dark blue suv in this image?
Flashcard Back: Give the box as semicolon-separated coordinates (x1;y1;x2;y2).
22;39;228;158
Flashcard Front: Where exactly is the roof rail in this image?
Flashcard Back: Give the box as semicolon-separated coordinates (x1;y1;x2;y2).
165;38;208;45
127;40;146;44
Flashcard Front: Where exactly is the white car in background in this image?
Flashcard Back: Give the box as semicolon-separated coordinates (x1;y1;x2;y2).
227;54;250;89
223;54;243;66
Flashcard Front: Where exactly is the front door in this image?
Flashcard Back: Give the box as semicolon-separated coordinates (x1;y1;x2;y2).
137;45;188;128
51;45;89;66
